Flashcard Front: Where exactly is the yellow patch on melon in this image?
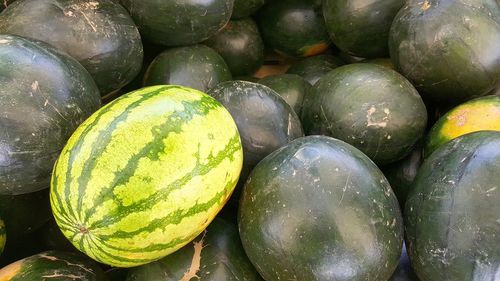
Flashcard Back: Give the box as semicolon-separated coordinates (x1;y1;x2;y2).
0;260;23;281
439;102;500;141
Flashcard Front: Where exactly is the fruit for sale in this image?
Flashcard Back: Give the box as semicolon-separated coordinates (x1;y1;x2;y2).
50;85;243;267
287;54;345;85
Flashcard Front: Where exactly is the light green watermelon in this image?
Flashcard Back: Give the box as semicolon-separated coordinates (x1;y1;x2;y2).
50;85;243;267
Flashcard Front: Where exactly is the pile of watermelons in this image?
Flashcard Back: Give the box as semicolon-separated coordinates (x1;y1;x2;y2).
0;0;498;280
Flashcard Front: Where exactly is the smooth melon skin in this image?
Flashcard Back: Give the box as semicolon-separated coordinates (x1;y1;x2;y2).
204;18;265;77
323;0;404;58
258;74;313;116
286;54;345;85
232;0;265;19
0;0;143;95
143;45;232;93
0;251;107;281
238;136;403;281
0;34;101;195
0;219;5;256
389;0;500;104
256;0;331;57
126;218;263;281
50;85;243;267
302;63;428;165
425;95;500;157
405;131;500;281
121;0;233;47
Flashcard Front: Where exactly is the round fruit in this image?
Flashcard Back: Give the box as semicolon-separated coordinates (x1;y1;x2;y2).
0;251;107;280
425;95;500;157
204;18;264;76
406;131;500;280
0;219;5;256
207;81;304;197
143;45;232;93
239;136;403;281
286;54;345;85
258;74;312;116
389;0;500;103
232;0;265;19
0;0;143;95
302;63;427;164
121;0;233;46
126;218;263;281
50;85;243;267
323;0;404;58
0;34;101;195
256;0;330;57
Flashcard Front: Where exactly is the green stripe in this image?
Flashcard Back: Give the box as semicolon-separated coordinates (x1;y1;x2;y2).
87;132;240;230
81;95;222;224
71;87;171;223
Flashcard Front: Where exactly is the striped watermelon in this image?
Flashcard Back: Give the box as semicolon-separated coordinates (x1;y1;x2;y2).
50;85;243;267
0;218;5;255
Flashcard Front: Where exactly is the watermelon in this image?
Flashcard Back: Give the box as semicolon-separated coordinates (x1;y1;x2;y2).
405;131;500;280
0;189;51;238
389;0;500;103
143;45;232;93
207;81;304;201
0;34;101;195
50;85;243;267
323;0;404;58
239;135;403;281
204;18;264;77
232;0;265;19
121;0;233;47
382;142;423;208
0;218;5;256
286;54;345;85
126;218;263;280
425;95;500;157
302;63;427;164
256;0;330;57
0;251;107;280
258;74;313;116
0;0;143;95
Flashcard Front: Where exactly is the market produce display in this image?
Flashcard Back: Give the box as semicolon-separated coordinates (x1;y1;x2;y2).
0;1;499;280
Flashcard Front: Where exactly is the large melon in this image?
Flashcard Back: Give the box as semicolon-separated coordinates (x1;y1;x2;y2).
286;54;345;85
238;135;403;281
50;85;243;267
0;251;107;280
389;0;500;103
0;0;143;95
0;34;101;195
425;95;500;157
406;131;500;280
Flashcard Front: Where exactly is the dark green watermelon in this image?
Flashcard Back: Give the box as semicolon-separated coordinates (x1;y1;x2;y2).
143;45;232;92
0;189;51;238
0;0;143;95
256;0;330;57
0;232;44;267
406;131;500;280
204;18;264;76
239;135;403;281
323;0;404;58
258;74;312;116
232;0;265;19
127;218;263;280
121;0;233;47
207;81;304;200
0;34;101;195
286;54;345;85
302;63;427;164
389;0;500;103
382;141;424;208
0;251;107;280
